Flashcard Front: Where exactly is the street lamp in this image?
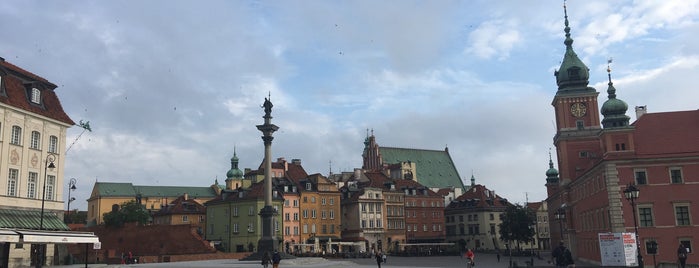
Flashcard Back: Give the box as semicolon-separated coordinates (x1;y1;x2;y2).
66;178;77;223
623;183;643;268
555;207;566;244
37;153;56;268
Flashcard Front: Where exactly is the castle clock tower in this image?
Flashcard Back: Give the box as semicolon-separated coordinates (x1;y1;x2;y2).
551;3;602;184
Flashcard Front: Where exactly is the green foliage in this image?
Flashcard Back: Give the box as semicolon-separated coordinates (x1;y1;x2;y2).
102;200;150;227
498;204;536;246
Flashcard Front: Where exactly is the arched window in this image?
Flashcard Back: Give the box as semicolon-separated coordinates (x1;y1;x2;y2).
10;126;21;145
31;88;41;104
30;131;41;149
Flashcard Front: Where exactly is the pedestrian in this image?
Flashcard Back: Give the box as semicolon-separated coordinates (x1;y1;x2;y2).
551;241;574;268
465;248;475;267
375;250;383;268
261;251;271;268
678;243;689;268
382;252;387;263
497;250;501;262
272;250;281;268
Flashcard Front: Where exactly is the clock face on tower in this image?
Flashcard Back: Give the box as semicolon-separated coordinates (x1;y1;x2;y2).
570;102;587;117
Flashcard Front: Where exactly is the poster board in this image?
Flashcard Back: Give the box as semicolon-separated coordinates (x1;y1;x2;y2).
598;232;637;266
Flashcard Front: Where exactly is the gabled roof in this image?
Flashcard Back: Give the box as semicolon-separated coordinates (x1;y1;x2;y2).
91;182;218;199
633;110;699;156
0;58;74;125
380;147;465;191
448;184;511;209
153;195;206;216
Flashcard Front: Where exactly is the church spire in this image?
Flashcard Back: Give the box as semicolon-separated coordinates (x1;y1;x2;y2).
546;148;560;183
554;1;592;92
601;58;630;128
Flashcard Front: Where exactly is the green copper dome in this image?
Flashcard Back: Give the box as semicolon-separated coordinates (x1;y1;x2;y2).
546;151;559;184
601;72;630;128
554;4;593;93
226;150;244;179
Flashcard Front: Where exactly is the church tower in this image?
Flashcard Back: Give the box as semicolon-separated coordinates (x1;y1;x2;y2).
551;2;602;184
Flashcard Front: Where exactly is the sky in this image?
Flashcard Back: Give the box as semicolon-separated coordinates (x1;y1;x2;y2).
1;1;698;210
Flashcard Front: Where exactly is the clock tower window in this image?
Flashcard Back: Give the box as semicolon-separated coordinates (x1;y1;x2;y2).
576;120;584;130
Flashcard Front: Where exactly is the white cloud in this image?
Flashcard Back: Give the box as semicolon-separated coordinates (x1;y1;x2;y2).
465;20;522;60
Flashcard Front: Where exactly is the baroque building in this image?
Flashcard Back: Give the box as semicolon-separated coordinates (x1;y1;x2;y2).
546;4;699;266
0;57;99;267
445;183;510;251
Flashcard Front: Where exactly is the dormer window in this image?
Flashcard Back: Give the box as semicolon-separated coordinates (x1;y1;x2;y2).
306;182;312;190
31;88;41;104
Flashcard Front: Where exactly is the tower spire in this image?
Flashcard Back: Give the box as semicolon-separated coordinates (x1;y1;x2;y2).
601;58;630;128
554;0;591;91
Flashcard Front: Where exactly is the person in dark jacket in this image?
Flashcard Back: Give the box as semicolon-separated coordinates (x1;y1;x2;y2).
551;242;574;268
272;250;281;268
375;250;383;268
678;243;689;268
261;251;271;268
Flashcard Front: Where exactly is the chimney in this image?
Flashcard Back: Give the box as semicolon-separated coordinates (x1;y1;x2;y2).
183;193;189;200
635;106;647;120
292;159;302;165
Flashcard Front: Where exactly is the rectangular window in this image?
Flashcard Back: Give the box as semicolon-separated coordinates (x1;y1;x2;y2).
293;226;299;235
182;215;189;222
329;210;335;219
576;120;584;130
48;136;58;153
293;199;298;207
233;206;238;216
321;198;326;205
311;224;316;233
293;213;299;221
248;206;255;216
27;172;38;199
639;207;653;227
329;198;334;205
322;224;327;234
376;204;382;213
670;168;683;184
248;222;254;232
285;226;290;235
312;209;316;219
46;175;55;200
675;206;691;226
635;170;648;185
321;210;326;219
285;213;290;221
11;126;21;145
7;169;18;196
361;220;366;228
30;131;40;149
199;215;205;223
330;224;335;234
303;210;308;219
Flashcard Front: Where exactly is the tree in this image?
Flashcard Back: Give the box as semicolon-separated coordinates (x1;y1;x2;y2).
498;204;536;250
103;200;150;227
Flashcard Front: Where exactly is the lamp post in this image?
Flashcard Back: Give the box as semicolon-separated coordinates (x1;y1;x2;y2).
624;184;643;268
555;207;566;244
66;178;76;223
37;153;56;268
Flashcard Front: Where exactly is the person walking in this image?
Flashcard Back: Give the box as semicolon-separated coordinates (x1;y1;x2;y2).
272;250;281;268
496;249;501;262
678;243;689;268
375;250;383;268
551;241;574;268
261;251;271;268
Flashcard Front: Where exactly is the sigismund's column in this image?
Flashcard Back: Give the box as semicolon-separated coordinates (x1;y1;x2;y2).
256;97;279;254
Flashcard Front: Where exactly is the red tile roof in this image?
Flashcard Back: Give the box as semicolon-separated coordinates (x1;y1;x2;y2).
449;184;511;209
633;110;699;157
153;195;206;216
0;58;74;125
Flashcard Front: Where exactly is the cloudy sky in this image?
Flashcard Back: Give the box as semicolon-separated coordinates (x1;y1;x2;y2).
1;1;698;210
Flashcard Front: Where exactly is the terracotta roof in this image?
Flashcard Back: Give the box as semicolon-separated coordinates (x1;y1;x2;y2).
633;110;699;157
152;195;206;216
526;201;542;211
435;188;453;196
0;58;74;125
448;184;511;209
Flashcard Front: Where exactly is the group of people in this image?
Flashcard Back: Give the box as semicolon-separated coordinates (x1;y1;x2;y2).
552;241;691;268
261;250;281;268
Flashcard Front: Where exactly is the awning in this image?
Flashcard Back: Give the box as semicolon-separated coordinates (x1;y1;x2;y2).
15;230;99;244
0;229;19;243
